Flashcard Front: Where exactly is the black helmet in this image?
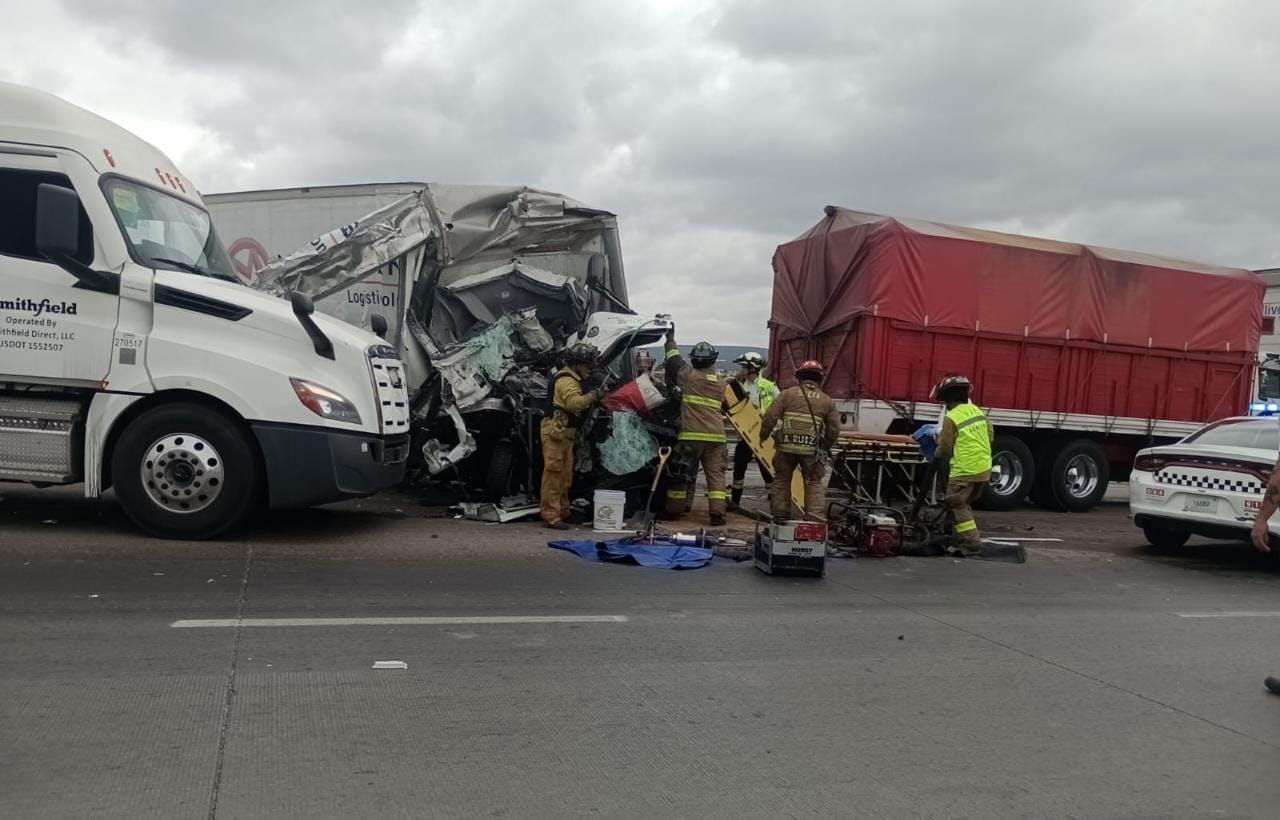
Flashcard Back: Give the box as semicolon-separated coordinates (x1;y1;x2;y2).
932;374;972;402
565;343;599;365
690;341;719;368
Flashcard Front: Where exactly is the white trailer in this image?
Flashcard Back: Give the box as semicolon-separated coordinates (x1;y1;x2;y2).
0;83;410;538
206;183;423;333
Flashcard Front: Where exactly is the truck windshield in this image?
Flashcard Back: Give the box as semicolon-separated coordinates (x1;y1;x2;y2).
1259;360;1280;401
103;179;237;282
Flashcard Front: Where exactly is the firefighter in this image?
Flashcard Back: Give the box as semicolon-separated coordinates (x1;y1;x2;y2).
933;374;994;555
760;360;839;519
663;331;729;526
730;352;779;505
540;343;602;530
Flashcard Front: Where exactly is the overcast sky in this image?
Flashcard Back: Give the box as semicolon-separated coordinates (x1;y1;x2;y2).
3;0;1279;346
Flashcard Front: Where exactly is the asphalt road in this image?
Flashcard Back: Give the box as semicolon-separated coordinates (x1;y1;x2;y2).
2;485;1279;819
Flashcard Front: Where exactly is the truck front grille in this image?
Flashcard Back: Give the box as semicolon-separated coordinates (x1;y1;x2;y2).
367;349;410;436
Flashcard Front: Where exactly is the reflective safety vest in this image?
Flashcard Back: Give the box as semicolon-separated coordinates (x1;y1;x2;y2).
753;377;779;413
946;402;992;478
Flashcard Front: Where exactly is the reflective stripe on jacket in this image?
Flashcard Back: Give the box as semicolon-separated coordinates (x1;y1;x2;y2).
760;383;839;456
945;402;992;479
676;367;726;443
664;341;728;444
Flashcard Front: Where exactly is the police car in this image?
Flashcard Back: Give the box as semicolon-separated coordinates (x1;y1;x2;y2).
1130;417;1278;549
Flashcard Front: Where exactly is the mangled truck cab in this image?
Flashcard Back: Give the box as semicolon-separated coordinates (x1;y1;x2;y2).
239;184;674;505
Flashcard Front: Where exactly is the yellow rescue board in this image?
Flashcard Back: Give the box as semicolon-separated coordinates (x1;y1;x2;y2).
723;383;805;511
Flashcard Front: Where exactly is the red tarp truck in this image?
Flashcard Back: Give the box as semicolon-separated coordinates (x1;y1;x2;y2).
769;207;1266;511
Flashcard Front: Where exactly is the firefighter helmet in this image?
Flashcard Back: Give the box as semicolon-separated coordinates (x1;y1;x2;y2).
690;341;719;368
796;360;825;382
734;351;766;371
564;343;599;365
932;374;973;401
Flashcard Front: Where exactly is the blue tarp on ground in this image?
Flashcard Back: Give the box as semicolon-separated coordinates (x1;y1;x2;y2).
548;537;714;570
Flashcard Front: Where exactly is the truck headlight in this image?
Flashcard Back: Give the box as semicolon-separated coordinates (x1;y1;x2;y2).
290;378;362;424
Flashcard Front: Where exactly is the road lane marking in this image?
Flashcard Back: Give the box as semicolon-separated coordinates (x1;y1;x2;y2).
1175;611;1280;619
171;615;629;628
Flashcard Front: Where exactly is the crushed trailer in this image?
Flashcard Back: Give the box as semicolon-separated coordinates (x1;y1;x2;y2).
244;184;678;510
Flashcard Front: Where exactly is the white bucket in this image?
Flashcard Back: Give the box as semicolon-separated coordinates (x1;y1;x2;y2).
593;490;627;531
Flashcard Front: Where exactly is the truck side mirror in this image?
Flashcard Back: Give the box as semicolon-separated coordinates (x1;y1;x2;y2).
586;254;606;287
288;291;334;360
370;313;389;339
290;291;315;317
34;183;118;295
584;253;633;314
35;184;81;259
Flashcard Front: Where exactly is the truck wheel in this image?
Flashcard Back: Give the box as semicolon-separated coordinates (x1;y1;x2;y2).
1044;439;1110;512
111;402;262;539
1142;525;1190;550
485;439;530;501
979;435;1035;510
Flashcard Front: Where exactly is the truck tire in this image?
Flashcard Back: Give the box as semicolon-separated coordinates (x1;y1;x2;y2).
484;439;525;501
111;402;262;539
1042;439;1110;512
979;435;1035;510
1142;524;1190;550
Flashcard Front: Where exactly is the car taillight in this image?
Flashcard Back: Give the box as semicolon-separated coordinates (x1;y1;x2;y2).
1133;454;1166;472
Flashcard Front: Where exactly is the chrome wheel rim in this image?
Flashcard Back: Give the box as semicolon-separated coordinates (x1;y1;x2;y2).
141;433;225;514
1063;454;1100;500
989;451;1023;496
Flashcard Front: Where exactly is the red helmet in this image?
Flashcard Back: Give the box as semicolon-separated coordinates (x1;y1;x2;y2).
796;360;825;381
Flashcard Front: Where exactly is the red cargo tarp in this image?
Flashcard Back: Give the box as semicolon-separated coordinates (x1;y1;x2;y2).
771;208;1264;354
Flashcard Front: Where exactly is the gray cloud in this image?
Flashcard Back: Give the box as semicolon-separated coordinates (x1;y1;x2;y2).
68;0;421;72
18;0;1280;346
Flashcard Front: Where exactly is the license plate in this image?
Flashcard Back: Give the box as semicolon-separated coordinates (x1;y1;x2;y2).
1184;496;1219;514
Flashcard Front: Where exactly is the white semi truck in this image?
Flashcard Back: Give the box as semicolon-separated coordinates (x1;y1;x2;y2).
0;83;410;538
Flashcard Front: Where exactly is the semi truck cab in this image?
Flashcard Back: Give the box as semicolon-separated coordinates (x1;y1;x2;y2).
0;82;409;538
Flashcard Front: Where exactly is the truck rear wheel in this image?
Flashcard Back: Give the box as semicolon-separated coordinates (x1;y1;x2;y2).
979;435;1034;510
111;402;262;539
1039;438;1110;512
